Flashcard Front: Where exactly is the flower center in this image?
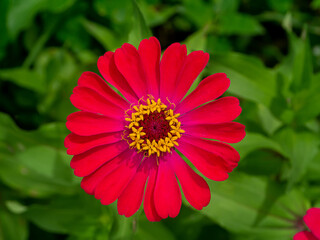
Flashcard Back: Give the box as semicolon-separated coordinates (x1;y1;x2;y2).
123;97;185;157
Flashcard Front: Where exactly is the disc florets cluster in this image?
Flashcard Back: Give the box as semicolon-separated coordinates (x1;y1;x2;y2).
123;97;185;157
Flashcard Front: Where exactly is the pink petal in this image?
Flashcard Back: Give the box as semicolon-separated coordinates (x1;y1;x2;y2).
183;122;246;143
172;51;209;104
175;73;230;114
177;138;230;181
98;52;138;103
138;37;161;98
114;43;147;99
170;151;210;210
81;149;130;194
70;86;125;118
70;141;128;177
64;132;122;155
160;43;187;102
66;112;124;136
117;161;148;217
179;96;242;125
154;157;182;219
294;231;318;240
77;71;129;109
304;208;320;239
144;159;162;222
94;150;142;205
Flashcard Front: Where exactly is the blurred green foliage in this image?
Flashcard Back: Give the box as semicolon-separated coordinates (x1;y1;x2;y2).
1;0;320;239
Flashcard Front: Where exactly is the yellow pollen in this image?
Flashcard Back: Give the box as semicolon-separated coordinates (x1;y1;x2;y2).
123;96;185;158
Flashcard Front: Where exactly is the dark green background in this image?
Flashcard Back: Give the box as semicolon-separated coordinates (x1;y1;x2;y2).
0;0;320;239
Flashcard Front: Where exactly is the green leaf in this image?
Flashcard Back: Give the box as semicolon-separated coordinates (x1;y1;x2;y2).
5;201;27;215
218;13;265;36
182;0;212;27
0;68;45;93
24;194;113;236
7;0;75;38
0;0;10;60
238;150;283;176
214;0;240;13
293;74;320;124
134;220;176;240
289;31;313;93
312;0;320;9
0;113;75;197
233;132;284;159
128;0;152;47
306;151;320;181
274;128;319;189
0;209;28;240
81;19;120;51
139;3;176;27
203;172;306;239
267;0;293;12
209;52;277;106
257;104;282;136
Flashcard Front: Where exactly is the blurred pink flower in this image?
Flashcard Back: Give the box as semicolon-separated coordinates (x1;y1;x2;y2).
294;208;320;240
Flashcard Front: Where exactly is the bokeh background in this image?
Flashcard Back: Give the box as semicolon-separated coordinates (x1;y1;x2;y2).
1;0;320;239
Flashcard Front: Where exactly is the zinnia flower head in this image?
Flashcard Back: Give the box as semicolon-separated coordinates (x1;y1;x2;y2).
294;208;320;240
65;37;246;221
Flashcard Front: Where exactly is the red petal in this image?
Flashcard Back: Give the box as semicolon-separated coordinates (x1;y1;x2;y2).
294;231;318;240
182;135;240;168
160;43;187;101
180;96;242;125
114;43;147;99
71;86;124;118
70;141;128;177
170;151;210;210
176;73;230;114
64;132;122;155
177;135;240;181
81;149;130;194
77;71;129;109
98;52;138;103
66;112;124;136
138;37;161;98
117;161;148;217
95;150;142;205
144;159;162;222
183;122;246;143
172;51;209;103
304;208;320;239
177;139;229;181
154;157;182;219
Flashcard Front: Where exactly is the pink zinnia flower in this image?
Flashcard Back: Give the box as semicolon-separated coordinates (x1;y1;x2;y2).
65;37;245;221
294;208;320;240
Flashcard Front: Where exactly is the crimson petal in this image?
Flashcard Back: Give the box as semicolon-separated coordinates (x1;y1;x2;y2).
71;86;124;118
70;141;128;177
175;73;230;114
154;157;182;219
182;122;246;143
98;52;138;103
114;43;147;99
77;71;130;109
179;96;242;125
138;37;161;98
64;132;122;155
170;151;210;210
160;43;187;102
172;51;209;104
66;112;124;136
